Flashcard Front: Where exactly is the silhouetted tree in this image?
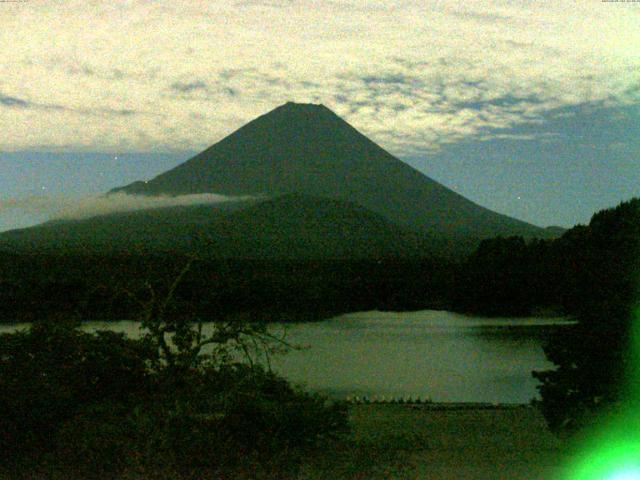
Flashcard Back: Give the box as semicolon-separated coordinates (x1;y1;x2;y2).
453;235;557;315
0;259;349;479
0;317;152;473
533;198;640;433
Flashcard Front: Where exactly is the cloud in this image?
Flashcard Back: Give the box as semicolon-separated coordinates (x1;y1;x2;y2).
56;193;256;221
0;0;638;154
448;10;512;24
0;193;254;223
0;195;55;213
234;0;295;8
477;132;563;142
0;93;30;108
167;78;239;100
170;80;209;93
0;90;148;118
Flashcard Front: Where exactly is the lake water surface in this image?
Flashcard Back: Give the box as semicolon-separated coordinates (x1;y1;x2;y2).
0;310;573;404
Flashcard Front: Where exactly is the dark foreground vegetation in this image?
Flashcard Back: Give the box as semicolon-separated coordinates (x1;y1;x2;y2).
0;255;453;323
532;198;640;435
0;312;348;479
454;197;640;436
455;198;637;317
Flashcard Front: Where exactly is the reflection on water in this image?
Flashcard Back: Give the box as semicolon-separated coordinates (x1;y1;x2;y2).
0;310;574;403
267;311;573;403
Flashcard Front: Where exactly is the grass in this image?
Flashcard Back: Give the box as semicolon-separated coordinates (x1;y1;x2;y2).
0;403;567;480
299;403;568;480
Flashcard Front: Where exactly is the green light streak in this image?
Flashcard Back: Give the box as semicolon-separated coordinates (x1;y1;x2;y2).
607;469;640;480
561;307;640;480
564;429;640;479
629;307;640;401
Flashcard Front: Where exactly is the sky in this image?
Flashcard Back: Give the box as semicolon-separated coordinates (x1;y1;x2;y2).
0;0;639;232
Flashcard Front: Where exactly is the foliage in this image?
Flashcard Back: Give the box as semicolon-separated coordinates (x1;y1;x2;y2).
533;198;640;434
451;197;640;433
453;236;556;315
0;254;451;323
47;363;347;479
0;259;349;479
0;318;151;468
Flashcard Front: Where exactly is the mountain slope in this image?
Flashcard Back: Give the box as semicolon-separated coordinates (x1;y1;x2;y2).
0;194;432;259
112;102;549;242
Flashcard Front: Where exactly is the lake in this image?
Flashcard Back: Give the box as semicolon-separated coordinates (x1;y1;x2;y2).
0;310;573;404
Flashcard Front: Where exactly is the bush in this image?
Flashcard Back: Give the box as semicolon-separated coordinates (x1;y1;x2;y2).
533;198;640;434
0;318;151;469
128;364;347;478
0;315;349;478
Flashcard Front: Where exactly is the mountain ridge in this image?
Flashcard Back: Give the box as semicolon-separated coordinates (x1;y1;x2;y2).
0;193;439;259
112;102;552;243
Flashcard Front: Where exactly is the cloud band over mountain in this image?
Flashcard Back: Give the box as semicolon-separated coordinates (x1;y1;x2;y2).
0;193;252;225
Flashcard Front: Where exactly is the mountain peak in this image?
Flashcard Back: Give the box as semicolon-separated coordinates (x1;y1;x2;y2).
270;101;336;121
111;102;549;244
281;101;326;109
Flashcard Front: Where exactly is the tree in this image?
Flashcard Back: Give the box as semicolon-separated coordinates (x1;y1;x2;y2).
120;256;292;376
0;317;152;472
0;257;349;479
533;198;640;434
453;236;556;315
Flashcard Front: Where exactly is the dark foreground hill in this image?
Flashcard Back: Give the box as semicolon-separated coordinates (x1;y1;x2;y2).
0;194;438;260
113;102;551;244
